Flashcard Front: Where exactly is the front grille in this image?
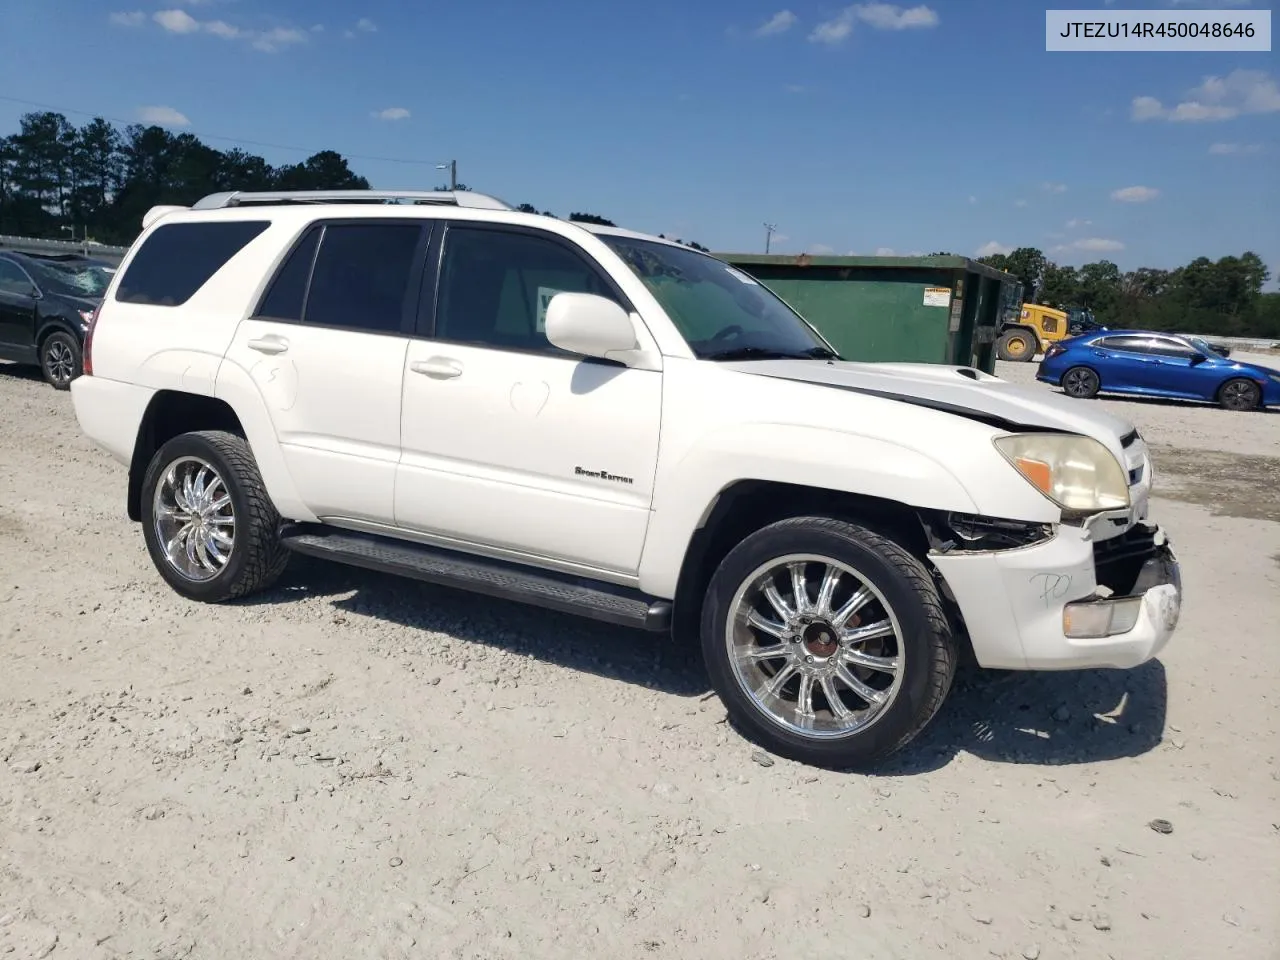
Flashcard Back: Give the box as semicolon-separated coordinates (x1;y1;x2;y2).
1094;523;1158;596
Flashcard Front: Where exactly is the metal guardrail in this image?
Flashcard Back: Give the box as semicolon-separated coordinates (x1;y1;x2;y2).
0;233;130;265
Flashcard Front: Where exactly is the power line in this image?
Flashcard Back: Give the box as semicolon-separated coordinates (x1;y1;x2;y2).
0;94;445;167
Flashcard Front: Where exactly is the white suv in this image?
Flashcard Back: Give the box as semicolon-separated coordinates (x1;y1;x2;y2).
70;189;1183;769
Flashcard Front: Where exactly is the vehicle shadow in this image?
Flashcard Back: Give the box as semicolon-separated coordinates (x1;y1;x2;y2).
246;556;1168;769
239;554;710;698
867;657;1168;775
0;362;43;383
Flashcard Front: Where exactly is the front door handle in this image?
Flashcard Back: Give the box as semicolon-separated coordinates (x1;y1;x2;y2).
247;335;289;355
410;357;463;379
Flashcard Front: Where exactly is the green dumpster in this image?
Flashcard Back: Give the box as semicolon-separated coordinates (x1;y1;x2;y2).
712;253;1021;375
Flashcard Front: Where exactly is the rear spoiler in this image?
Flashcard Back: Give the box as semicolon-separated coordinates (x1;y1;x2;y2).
142;205;187;229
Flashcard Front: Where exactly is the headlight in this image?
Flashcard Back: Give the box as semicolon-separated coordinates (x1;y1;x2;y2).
994;433;1130;515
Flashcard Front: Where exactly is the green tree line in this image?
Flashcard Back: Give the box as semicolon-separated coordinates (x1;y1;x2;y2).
973;246;1278;340
0;111;708;252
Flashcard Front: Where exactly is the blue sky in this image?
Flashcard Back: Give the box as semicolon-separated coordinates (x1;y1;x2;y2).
1;0;1277;283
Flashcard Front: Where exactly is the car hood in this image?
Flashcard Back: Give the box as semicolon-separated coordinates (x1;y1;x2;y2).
719;358;1140;449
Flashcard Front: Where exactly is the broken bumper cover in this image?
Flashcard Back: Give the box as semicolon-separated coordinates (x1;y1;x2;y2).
928;521;1182;671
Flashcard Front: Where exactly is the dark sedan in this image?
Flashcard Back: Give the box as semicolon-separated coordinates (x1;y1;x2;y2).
1037;329;1280;411
0;252;113;389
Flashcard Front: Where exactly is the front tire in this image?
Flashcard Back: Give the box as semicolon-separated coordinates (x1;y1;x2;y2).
700;517;957;770
140;430;290;602
40;330;82;390
1218;378;1260;411
996;329;1036;362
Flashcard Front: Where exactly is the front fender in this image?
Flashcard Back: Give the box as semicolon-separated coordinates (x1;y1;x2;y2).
637;423;982;597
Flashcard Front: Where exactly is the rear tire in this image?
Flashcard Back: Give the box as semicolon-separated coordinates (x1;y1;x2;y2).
140;430;290;602
996;329;1036;362
40;330;82;390
1218;378;1260;412
1061;365;1100;399
699;516;957;770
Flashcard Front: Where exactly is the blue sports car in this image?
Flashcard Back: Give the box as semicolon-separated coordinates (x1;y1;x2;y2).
1036;329;1280;411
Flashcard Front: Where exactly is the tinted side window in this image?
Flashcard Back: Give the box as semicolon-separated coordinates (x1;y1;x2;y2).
256;225;321;321
116;220;269;306
1145;338;1196;358
0;260;33;295
304;223;424;333
1098;336;1151;353
435;227;618;352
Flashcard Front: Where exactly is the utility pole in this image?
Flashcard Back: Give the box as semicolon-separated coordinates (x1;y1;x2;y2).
437;160;457;190
764;222;778;254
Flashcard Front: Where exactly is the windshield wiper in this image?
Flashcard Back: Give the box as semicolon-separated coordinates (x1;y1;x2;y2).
704;345;838;362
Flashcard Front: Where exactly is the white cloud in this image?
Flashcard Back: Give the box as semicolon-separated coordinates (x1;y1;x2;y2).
356;17;377;32
874;246;898;256
251;27;306;52
809;3;938;43
975;241;1012;257
1053;237;1125;254
1041;181;1067;193
806;243;836;254
311;24;324;32
204;19;239;38
754;10;797;36
1065;218;1092;229
154;9;200;32
784;84;806;93
109;11;146;26
1014;198;1028;208
1209;141;1261;154
373;107;411;121
1111;185;1159;203
136;105;190;127
1131;69;1280;122
968;195;977;204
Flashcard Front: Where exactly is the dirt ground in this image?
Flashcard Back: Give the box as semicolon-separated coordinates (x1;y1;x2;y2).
1;355;1278;960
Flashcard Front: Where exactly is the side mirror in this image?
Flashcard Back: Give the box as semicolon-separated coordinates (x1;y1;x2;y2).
545;292;638;361
28;287;42;300
1188;352;1207;365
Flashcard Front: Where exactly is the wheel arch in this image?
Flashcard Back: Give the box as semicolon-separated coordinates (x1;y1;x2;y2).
125;387;312;524
667;480;934;644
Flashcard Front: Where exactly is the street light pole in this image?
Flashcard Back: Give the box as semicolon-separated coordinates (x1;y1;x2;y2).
437;160;457;190
764;222;778;254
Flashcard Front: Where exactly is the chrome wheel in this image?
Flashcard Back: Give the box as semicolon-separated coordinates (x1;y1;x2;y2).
151;456;236;582
725;554;905;739
44;338;76;385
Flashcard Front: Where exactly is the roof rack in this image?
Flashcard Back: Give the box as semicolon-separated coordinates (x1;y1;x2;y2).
190;189;513;211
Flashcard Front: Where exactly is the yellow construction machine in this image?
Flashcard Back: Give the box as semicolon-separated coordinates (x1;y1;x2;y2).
995;304;1099;362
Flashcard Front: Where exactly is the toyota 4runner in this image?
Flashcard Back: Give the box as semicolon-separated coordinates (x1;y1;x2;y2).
69;189;1183;769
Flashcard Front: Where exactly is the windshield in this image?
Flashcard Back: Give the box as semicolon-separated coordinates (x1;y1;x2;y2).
1185;336;1216;356
26;259;114;300
599;235;838;361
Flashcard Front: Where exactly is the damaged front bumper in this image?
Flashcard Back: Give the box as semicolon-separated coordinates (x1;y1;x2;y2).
928;519;1182;671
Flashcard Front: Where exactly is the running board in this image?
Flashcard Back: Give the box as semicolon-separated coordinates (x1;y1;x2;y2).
278;525;672;632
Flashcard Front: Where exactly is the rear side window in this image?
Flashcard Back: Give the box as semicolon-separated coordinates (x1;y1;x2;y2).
255;225;321;322
302;223;424;333
115;220;269;306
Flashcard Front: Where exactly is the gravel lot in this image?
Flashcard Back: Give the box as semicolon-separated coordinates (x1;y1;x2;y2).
1;356;1278;960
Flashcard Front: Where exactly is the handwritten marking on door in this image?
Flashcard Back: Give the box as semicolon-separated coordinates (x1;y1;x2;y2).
1029;572;1072;608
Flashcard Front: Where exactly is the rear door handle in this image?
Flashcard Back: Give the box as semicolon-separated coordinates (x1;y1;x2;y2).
247;335;289;355
410;357;463;379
